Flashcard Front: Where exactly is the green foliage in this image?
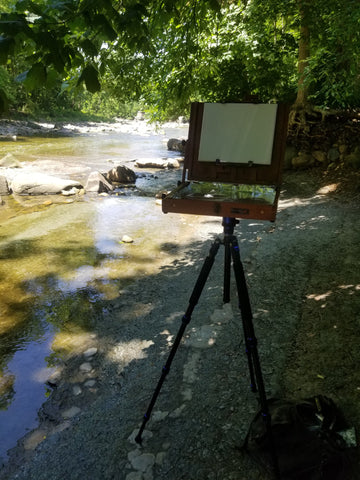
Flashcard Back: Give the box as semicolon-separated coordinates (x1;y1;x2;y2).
77;64;101;93
0;0;360;119
80;90;141;119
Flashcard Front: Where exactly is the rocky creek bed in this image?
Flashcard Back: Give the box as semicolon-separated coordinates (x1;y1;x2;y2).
1;118;360;479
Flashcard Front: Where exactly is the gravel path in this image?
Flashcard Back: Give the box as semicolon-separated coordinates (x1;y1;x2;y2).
1;169;360;480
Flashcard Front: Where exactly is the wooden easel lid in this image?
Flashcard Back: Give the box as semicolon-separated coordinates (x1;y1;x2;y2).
183;103;289;186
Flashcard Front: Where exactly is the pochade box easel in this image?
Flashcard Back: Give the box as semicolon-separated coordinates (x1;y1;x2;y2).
162;102;288;221
136;103;289;479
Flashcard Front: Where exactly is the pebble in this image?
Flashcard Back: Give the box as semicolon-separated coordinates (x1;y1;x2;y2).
155;452;166;465
169;404;186;418
131;453;155;472
83;347;98;358
62;406;81;419
122;235;134;243
72;385;82;396
23;430;47;450
84;379;96;388
128;449;141;462
151;410;168;422
79;362;92;373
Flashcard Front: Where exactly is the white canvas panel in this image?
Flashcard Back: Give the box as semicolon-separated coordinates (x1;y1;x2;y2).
198;103;278;165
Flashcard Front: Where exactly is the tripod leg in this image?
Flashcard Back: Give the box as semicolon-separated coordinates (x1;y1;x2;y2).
135;238;221;444
222;217;238;304
223;237;231;304
230;235;280;478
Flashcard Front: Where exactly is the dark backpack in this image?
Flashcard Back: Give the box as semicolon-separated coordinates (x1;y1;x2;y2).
244;396;352;479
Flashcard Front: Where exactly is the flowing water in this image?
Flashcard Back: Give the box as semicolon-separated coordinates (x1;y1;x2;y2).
0;121;188;461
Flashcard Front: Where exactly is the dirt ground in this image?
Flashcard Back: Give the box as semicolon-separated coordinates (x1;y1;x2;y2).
1;160;360;479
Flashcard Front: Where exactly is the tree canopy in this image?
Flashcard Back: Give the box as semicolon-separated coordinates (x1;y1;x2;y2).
1;0;360;120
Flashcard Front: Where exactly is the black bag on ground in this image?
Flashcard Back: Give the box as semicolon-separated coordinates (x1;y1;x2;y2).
244;395;350;479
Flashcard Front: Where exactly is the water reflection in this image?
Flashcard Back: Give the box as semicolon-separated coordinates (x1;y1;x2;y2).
0;194;187;459
0;122;189;459
0;325;55;459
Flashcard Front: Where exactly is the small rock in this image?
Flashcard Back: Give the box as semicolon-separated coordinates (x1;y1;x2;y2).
122;235;134;243
84;347;98;358
312;150;327;164
84;379;96;388
79;362;92;373
128;449;141;462
166;159;180;168
134;158;165;168
52;421;71;434
107;165;136;183
46;369;62;388
151;411;169;422
72;385;82;396
169;404;186;418
85;171;114;193
292;153;313;168
61;187;79;196
23;429;47;451
131;453;155;473
155;452;166;466
62;406;81;419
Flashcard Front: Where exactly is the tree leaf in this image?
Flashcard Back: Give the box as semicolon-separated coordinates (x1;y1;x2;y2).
80;38;99;57
92;14;117;41
77;64;101;92
16;63;47;89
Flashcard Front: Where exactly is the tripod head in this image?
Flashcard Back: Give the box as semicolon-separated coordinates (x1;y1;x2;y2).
222;217;239;236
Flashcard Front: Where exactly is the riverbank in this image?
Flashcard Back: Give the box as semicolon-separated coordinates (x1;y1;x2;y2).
0;117;187;138
1;165;360;479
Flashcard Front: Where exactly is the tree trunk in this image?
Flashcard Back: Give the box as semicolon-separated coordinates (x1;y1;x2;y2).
291;0;311;125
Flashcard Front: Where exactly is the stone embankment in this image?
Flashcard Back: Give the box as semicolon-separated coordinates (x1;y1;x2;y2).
286;111;360;169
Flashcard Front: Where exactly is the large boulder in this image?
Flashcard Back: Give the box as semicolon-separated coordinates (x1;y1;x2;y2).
106;165;136;184
85;171;114;193
167;138;187;154
134;158;180;169
11;172;83;195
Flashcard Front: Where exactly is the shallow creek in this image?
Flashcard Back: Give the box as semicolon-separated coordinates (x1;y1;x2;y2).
0;121;189;460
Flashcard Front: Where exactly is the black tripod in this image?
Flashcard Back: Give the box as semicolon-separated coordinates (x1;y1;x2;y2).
135;217;279;477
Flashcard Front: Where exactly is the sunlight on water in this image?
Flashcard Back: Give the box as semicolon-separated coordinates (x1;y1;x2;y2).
0;123;189;459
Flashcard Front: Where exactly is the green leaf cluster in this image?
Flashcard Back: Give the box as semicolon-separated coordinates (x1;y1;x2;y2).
0;0;360;119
